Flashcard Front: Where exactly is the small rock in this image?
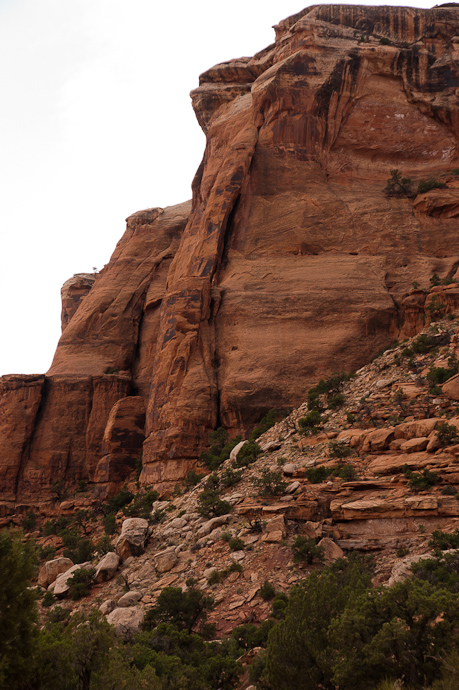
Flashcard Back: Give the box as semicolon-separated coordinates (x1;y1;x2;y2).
282;463;296;476
117;591;142;607
285;481;300;494
196;514;231;539
99;599;116;615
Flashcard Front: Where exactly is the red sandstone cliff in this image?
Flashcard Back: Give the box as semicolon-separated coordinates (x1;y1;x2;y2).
3;4;459;499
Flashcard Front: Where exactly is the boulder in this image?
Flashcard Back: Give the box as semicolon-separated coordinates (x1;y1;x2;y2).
154;548;178;573
99;599;116;615
116;518;149;561
318;537;344;563
230;441;248;463
399;437;429;453
49;562;93;598
196;514;231;539
38;557;74;588
106;606;144;639
94;551;120;583
117;591;142;607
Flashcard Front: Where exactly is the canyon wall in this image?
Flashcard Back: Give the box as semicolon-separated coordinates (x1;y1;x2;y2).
3;4;459;498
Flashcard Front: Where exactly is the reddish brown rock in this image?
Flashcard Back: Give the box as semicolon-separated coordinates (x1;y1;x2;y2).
0;375;44;499
6;6;459;496
61;273;96;332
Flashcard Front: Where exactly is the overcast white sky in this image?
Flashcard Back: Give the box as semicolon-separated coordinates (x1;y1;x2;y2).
0;0;436;376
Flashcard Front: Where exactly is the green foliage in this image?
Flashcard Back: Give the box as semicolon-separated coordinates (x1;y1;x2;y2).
42;591;55;608
264;555;374;690
403;464;441;492
250;409;278;440
124;489;159;520
402;333;437;358
228;537;244;551
328;440;352;460
271;592;289;620
207;561;243;586
142;586;214;633
96;534;113;555
77;479;88;492
328;392;345;409
427;295;447;320
103;511;117;535
305;465;330;484
22;509;37;531
39;544;56;561
197;486;232;518
418;178;448;194
107;485;135;514
0;530;38;689
298;409;326;435
61;529;94;564
385;169;412;196
252;469;287;496
379;36;391;44
231;619;276;651
67;567;95;601
220;467;242;488
50;479;67;502
427;357;458;386
232;439;262;468
436;422;459;447
292;536;324;565
429;529;459;551
185;469;205;488
442;485;457;496
259;580;276;601
105;366;119;374
346;412;356;424
42;515;72;537
200;427;242;471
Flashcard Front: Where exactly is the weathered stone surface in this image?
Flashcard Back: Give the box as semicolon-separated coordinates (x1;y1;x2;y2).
368;452;451;476
38;557;74;588
196;515;231;538
154;548;178;573
106;606;144;638
116;518;149;561
400;437;429;453
99;599;116;615
0;375;44;499
61;273;96;332
443;374;459;401
318;537;344;563
117;591;142;607
6;5;459;495
362;428;395;453
49;562;93;598
94;552;120;584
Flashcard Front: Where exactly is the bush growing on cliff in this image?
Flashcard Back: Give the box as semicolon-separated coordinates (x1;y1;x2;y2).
385;169;413;197
418;178;448;194
252;469;287;496
200;427;242;471
436;422;459;447
403;464;441;492
291;536;324;565
232;439;262;468
142;585;215;633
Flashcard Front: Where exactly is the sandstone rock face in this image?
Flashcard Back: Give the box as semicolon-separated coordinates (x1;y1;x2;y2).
154;548;178;574
116;518;149;561
5;6;459;496
60;273;96;332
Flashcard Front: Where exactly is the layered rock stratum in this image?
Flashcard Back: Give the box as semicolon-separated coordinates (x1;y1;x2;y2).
3;4;459;499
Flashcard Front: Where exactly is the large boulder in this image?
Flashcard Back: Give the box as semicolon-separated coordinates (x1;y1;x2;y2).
106;606;144;639
48;562;93;598
116;518;149;561
38;557;74;588
94;551;120;583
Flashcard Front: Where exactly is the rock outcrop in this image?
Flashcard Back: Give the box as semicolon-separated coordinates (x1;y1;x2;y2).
4;5;459;497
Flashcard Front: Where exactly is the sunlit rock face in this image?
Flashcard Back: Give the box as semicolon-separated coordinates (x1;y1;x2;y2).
3;5;459;497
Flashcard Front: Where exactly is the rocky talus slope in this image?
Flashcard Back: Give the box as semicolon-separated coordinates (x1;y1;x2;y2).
4;4;459;498
13;304;459;666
